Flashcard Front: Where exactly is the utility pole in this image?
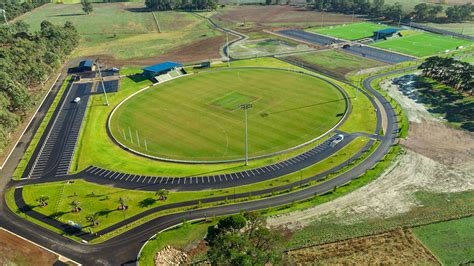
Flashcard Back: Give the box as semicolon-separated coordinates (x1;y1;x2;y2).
240;103;252;166
0;9;8;25
96;58;109;106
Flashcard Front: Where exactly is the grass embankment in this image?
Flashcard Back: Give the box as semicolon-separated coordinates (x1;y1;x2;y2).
372;32;473;57
138;220;213;266
73;58;377;176
412;216;474;265
307;22;391;41
422;21;474;37
19;136;371;237
111;68;345;161
284;50;386;79
12;76;71;180
20;3;221;60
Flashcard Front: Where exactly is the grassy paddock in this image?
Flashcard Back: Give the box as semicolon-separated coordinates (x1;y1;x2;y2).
307;22;391;41
372;32;473;57
19;3;220;60
412;216;474;265
284;49;386;79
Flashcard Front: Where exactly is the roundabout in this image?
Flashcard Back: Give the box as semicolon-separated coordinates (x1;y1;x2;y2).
109;68;348;163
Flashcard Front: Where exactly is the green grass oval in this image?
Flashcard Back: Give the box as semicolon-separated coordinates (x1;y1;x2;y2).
110;68;347;161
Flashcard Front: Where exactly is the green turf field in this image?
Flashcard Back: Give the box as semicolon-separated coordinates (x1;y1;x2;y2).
286;50;386;79
110;68;346;161
412;216;474;265
307;22;391;40
371;32;473;57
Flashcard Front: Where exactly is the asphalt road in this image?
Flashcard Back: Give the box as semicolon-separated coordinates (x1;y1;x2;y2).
23;81;93;179
0;66;407;264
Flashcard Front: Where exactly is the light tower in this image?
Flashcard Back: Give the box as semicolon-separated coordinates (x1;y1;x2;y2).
240;103;252;166
96;58;109;106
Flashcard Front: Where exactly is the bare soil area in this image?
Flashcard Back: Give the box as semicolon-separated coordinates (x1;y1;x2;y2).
0;228;59;265
215;6;361;26
287;229;439;265
100;35;228;66
401;121;474;166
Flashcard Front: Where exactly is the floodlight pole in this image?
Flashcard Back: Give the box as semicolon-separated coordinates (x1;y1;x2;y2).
240;103;252;166
96;59;109;106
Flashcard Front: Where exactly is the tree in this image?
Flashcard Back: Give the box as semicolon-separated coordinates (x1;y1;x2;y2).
206;213;283;265
81;0;93;14
36;195;49;207
118;197;128;210
370;0;385;17
86;213;100;227
70;200;81;213
383;2;404;22
414;3;429;21
155;189;169;200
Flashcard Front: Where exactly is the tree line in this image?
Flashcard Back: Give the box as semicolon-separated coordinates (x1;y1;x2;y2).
305;0;473;23
419;56;473;95
0;0;49;23
0;21;79;153
145;0;218;11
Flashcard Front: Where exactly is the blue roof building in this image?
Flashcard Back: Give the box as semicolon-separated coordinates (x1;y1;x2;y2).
373;28;399;40
143;62;183;76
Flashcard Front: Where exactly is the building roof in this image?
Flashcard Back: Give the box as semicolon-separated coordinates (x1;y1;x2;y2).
374;28;399;34
79;60;94;68
143;62;182;73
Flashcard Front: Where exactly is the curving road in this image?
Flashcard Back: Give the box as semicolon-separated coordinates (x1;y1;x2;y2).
0;63;409;264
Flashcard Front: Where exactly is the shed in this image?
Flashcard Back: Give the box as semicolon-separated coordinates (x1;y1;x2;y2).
373;28;399;40
78;60;95;72
142;62;183;78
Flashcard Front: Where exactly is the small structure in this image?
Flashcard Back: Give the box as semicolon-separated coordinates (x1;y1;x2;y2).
77;60;95;72
142;62;183;79
373;28;399;40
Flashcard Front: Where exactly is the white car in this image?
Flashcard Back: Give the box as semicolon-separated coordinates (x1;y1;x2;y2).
73;97;81;103
331;134;344;147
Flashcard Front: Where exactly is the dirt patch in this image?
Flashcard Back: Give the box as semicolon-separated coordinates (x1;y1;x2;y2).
215;6;361;26
287;229;439;265
0;228;59;265
154;245;189;265
269;146;474;229
401;121;474;166
98;35;228;67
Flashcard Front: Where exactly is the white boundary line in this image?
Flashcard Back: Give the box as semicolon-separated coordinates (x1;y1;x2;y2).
0;73;61;170
107;67;350;164
0;227;82;265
